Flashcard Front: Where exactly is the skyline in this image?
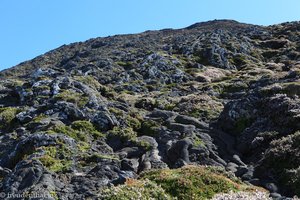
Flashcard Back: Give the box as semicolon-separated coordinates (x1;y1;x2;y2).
1;0;300;70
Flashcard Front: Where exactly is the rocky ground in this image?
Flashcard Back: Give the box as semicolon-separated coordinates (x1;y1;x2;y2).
0;20;300;199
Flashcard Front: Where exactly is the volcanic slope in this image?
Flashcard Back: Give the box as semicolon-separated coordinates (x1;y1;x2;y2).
0;20;300;199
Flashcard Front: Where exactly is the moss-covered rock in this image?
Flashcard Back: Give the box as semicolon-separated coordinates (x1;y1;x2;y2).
38;145;73;173
139;120;160;137
52;120;103;142
54;90;89;108
108;127;137;141
0;107;22;130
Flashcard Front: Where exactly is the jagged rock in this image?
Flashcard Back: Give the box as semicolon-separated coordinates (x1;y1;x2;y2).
167;138;193;166
2;160;44;194
92;111;119;131
54;101;85;121
121;158;139;172
174;115;209;129
167;123;195;135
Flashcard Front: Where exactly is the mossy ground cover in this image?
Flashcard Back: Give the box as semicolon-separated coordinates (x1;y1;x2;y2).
100;179;172;200
38;144;73;173
54;90;89;108
141;166;243;199
100;165;260;200
52;120;103;142
0;107;22;130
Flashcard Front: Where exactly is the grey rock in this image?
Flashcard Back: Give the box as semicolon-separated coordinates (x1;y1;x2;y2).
264;182;278;193
93;111;119;131
174;115;209;129
167;138;193;165
121;158;139;172
226;162;238;173
168;123;196;135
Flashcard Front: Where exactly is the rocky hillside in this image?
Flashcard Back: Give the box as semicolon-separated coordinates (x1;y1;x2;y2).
0;19;300;199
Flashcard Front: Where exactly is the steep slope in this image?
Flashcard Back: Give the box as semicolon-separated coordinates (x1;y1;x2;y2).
0;20;300;199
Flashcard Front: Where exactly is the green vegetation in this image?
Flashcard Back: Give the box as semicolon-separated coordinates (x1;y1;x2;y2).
0;107;22;130
141;165;253;200
54;90;89;107
85;153;119;162
71;120;104;138
52;120;103;142
116;61;134;69
108;107;124;116
38;145;73;172
262;131;300;196
281;82;300;96
54;125;87;142
32;114;47;123
126;116;141;131
164;102;177;111
193;136;205;147
222;82;248;95
74;75;101;90
49;191;59;200
108;127;137;141
260;82;300;97
100;165;262;200
139;120;160;137
100;179;172;200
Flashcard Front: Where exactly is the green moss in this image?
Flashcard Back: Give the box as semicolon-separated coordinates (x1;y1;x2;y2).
139;120;160;137
32;114;47;123
100;179;172;200
126;116;141;131
116;61;134;69
54;90;89;107
260;82;300;97
54;125;87;142
74;75;101;89
35;85;50;90
71;120;104;138
141;166;253;200
53;120;103;142
222;82;248;95
77;141;91;153
38;146;73;173
262;50;279;58
99;85;117;99
109;107;124;116
109;127;137;141
49;191;59;200
164;103;177;111
132;139;152;151
0;107;22;129
86;153;119;162
193;136;205;147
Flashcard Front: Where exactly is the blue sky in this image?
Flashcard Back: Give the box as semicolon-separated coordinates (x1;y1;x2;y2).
1;0;300;70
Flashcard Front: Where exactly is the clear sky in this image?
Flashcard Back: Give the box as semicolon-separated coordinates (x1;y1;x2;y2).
1;0;300;70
